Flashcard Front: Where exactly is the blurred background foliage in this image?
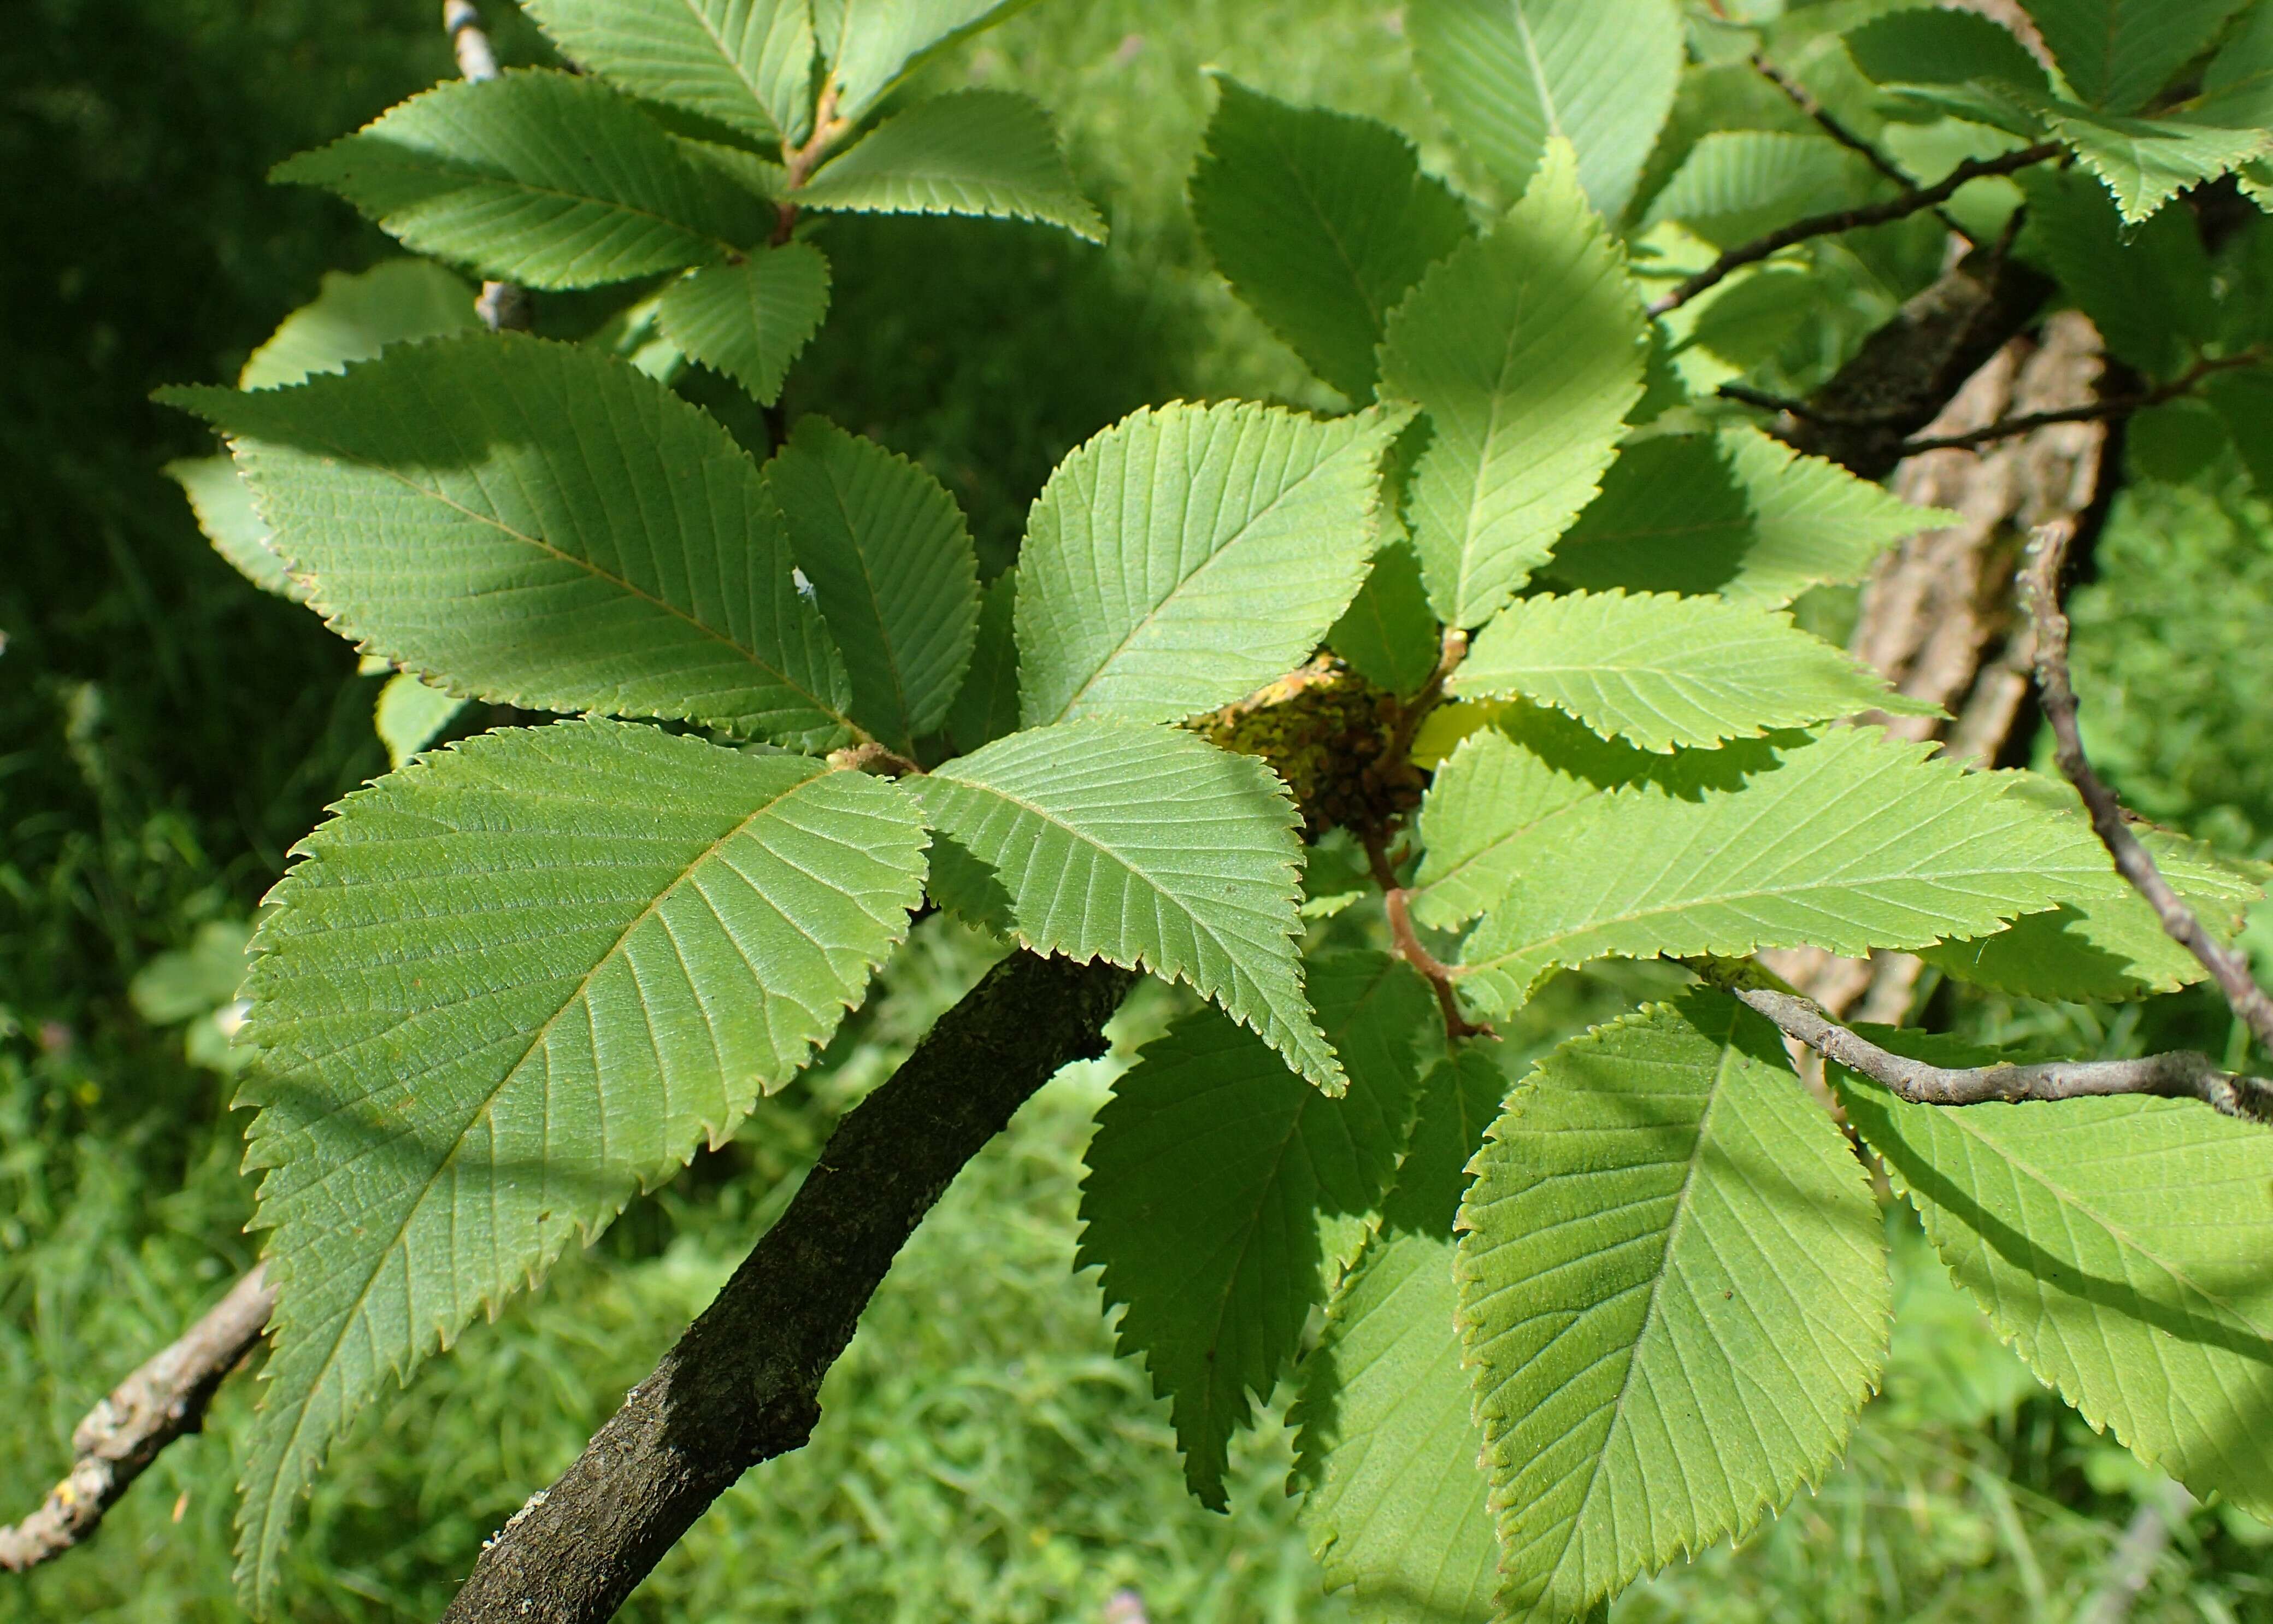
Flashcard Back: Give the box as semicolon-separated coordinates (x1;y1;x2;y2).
3;0;2272;1619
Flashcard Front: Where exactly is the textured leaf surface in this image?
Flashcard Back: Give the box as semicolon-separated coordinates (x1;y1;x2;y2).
767;416;979;752
1406;0;1682;217
2019;0;2247;113
1451;590;1925;752
1381;144;1646;628
162;332;855;749
941;570;1021;755
800;90;1104;242
2044;103;2268;222
1190;77;1471;402
167;455;303;602
1328;539;1441;697
272;71;772;288
915;721;1339;1087
373;672;466;768
1547;427;1950;605
1016;401;1404;726
1078;951;1437;1505
1455;727;2133;1014
233;719;927;1600
522;0;816;144
239;260;477;390
1845;7;2051;96
657;242;832;405
823;0;1032;120
1458;991;1888;1620
1642;131;1874;245
1838;1059;2273;1517
2018;168;2215;376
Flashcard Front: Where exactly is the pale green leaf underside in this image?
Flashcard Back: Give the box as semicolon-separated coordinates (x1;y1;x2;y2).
824;0;1033;121
232;719;927;1602
800;90;1104;243
239;260;478;390
1454;727;2134;1015
272;70;773;289
167;455;304;602
914;720;1340;1090
161;332;856;750
1643;131;1875;246
765;415;980;753
1016;399;1404;727
522;0;816;145
373;671;467;768
1382;142;1646;629
1451;590;1929;752
1458;992;1888;1620
2043;101;2269;222
1838;1067;2273;1518
657;242;832;407
1077;951;1436;1506
2021;0;2246;114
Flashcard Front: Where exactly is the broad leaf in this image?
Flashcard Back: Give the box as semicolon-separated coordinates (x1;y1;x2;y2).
1406;0;1682;219
940;569;1021;756
239;260;477;390
1328;539;1442;697
2197;2;2273;130
823;0;1034;121
1078;951;1437;1507
656;242;832;405
273;71;773;288
1838;1051;2273;1519
2205;367;2273;496
2042;102;2269;223
1450;590;1928;753
2018;168;2217;378
766;416;979;754
1381;142;1646;629
1546;427;1952;606
167;455;303;602
522;0;817;145
1190;76;1472;402
1457;991;1888;1620
232;719;927;1601
2019;0;2247;114
1454;727;2139;1015
1015;399;1405;727
1845;7;2050;98
162;333;857;750
914;720;1340;1088
799;90;1105;243
373;671;467;767
1642;131;1875;246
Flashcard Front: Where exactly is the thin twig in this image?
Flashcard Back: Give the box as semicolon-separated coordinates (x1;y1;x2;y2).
772;79;849;245
1383;626;1467;772
443;2;532;332
0;1266;276;1570
2024;522;2273;1055
1900;352;2263;453
1749;51;1974;242
1714;382;1917;427
1648;143;2059;317
1364;834;1488;1041
1689;958;2273;1123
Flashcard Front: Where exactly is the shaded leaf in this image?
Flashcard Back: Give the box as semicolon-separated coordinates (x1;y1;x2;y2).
2018;167;2217;377
2019;0;2248;114
1328;539;1442;697
239;260;477;390
373;672;467;767
940;570;1021;756
167;455;303;602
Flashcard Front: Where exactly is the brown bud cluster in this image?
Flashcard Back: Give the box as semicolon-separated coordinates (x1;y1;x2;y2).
1188;657;1424;843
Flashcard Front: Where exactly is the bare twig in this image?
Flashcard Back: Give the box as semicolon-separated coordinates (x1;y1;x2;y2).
1749;51;1973;241
1690;958;2273;1123
1714;382;1916;427
771;79;850;245
443;2;532;332
0;1266;276;1571
1900;352;2263;454
2024;523;2273;1055
1383;626;1467;772
1364;835;1488;1042
1648;143;2059;317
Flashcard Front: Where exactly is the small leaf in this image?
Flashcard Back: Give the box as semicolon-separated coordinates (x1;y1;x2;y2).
799;90;1104;243
1450;590;1933;753
1845;8;2051;97
2018;0;2248;114
2044;102;2269;223
1642;131;1877;246
239;260;478;390
373;671;467;767
167;455;303;602
1190;76;1472;402
1078;951;1438;1507
521;0;817;145
1015;400;1406;727
940;570;1021;756
914;720;1341;1090
823;0;1034;121
1328;539;1442;697
1382;142;1646;628
657;242;832;405
1458;991;1888;1620
272;70;774;288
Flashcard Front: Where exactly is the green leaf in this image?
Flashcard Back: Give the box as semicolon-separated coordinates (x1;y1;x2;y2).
914;720;1340;1089
1836;1053;2273;1519
1642;131;1876;246
1015;400;1406;727
521;0;816;145
1189;76;1472;403
2044;102;2270;223
1547;427;1953;607
163;333;857;749
239;260;478;391
799;90;1104;243
1328;539;1442;697
1457;991;1888;1620
940;569;1021;756
2204;366;2273;496
373;671;467;768
765;416;980;754
2019;0;2248;114
822;0;1035;121
167;455;304;602
1381;143;1647;629
656;242;832;405
1077;951;1438;1507
1845;8;2051;97
1406;0;1683;219
2197;2;2273;129
232;719;927;1602
2018;167;2217;376
274;72;775;289
1454;727;2139;1015
1450;590;1930;754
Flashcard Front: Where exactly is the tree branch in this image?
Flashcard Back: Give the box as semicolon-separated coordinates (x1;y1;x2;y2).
1748;51;1973;242
1897;352;2263;453
437;950;1134;1624
2023;522;2273;1055
1648;143;2058;318
0;1264;276;1572
443;1;532;332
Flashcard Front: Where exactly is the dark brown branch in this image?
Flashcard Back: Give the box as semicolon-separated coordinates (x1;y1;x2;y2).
1648;143;2059;318
1714;382;1914;428
2023;523;2273;1055
0;1265;276;1572
438;951;1134;1624
1748;51;1972;241
1899;352;2264;453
